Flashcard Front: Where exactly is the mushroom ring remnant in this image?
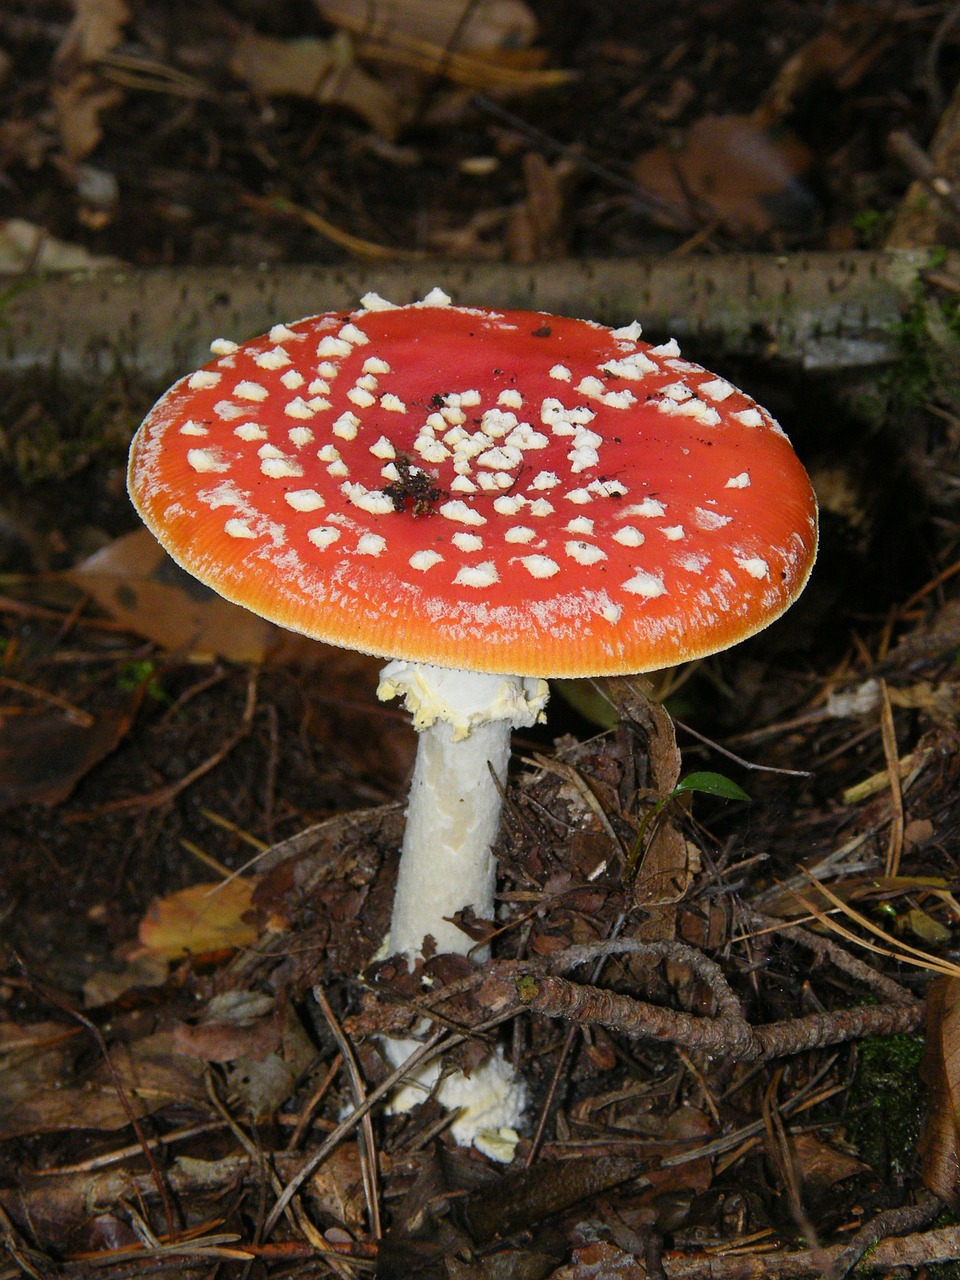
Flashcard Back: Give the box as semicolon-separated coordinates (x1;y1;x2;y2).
128;289;817;1152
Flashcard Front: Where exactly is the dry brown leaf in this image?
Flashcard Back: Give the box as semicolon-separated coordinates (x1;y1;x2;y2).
137;879;259;959
55;0;130;68
633;114;817;239
230;29;401;139
172;994;316;1116
505;152;569;262
82;950;171;1007
52;0;130;161
52;74;123;162
172;990;280;1063
790;1132;870;1189
316;0;564;93
0;704;133;812
643;1105;714;1198
360;38;561;92
70;527;316;665
765;873;960;944
0;1032;206;1140
305;1143;368;1231
0;1020;79;1058
919;975;960;1205
316;0;537;55
763;22;892;119
906;906;952;946
602;677;686;939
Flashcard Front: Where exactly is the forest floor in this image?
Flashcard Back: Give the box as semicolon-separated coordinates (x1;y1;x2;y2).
3;3;960;1278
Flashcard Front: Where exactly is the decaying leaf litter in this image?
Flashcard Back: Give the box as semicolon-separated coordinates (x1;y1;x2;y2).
4;1;960;1276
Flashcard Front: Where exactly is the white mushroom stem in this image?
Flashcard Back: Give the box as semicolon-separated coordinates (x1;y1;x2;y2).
374;661;548;1158
377;660;549;963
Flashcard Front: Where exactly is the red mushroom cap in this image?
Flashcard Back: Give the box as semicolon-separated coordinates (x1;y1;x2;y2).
127;293;817;678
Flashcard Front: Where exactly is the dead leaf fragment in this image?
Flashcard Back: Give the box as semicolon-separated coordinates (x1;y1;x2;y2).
52;76;123;162
172;990;278;1063
790;1132;870;1190
633;114;818;239
305;1143;367;1232
70;527;315;665
137;879;259;959
172;994;316;1116
0;1032;206;1140
52;0;131;161
919;975;960;1205
602;677;687;939
316;0;537;55
505;151;570;262
316;0;563;93
551;1240;645;1279
0;705;132;812
55;0;131;68
231;29;400;139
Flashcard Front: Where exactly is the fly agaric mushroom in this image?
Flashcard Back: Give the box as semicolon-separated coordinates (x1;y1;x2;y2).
127;289;817;1149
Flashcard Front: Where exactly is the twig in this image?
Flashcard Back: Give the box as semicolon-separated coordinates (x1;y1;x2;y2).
0;675;94;727
924;4;960;117
741;908;918;1006
313;987;382;1241
656;1221;960;1278
825;1191;942;1280
470;93;680;223
879;680;905;876
285;1053;342;1151
0;1200;54;1280
511;968;922;1059
674;715;812;778
888;129;960;220
551;938;744;1020
10;252;955;385
262;1028;457;1239
483;932;923;1061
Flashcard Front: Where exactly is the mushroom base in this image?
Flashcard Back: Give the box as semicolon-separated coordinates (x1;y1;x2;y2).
381;1036;527;1159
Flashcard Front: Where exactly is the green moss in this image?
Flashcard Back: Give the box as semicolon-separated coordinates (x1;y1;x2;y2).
851;209;889;248
116;659;166;702
846;1034;925;1179
881;266;960;413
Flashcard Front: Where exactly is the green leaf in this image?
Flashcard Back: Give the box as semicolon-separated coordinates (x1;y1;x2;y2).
674;771;751;803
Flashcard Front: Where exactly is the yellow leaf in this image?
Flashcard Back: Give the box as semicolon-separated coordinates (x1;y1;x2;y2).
138;880;258;959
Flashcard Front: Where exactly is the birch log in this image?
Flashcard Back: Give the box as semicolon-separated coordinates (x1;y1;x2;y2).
1;249;954;383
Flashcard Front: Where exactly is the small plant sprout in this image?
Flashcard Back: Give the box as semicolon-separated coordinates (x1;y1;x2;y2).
624;770;752;881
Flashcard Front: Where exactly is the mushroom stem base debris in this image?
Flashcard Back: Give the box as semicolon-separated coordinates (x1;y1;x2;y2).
381;1038;527;1158
377;661;549;964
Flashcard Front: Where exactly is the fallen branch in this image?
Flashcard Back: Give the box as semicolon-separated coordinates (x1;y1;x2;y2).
4;249;955;382
479;937;923;1061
